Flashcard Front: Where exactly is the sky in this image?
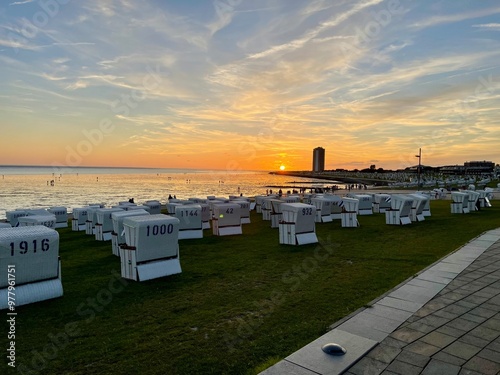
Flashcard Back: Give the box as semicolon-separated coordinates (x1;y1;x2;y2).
0;0;499;171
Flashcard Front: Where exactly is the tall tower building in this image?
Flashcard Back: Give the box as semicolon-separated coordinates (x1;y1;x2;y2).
312;147;325;172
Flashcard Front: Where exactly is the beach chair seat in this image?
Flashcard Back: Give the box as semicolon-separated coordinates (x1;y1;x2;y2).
373;194;391;213
144;200;162;215
232;200;251;224
385;195;413;225
85;206;102;235
6;211;28;227
311;197;333;223
270;199;283;229
174;205;203;239
323;195;343;219
466;190;480;212
71;207;88;231
0;226;62;309
18;215;57;229
279;203;318;245
95;208;124;241
340;197;360;227
451;192;469;214
212;203;242;236
270;198;299;228
349;194;373;215
111;209;150;257
261;197;275;221
121;215;181;281
407;194;428;222
48;207;68;228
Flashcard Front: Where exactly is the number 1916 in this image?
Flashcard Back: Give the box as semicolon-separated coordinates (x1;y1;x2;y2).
9;239;50;256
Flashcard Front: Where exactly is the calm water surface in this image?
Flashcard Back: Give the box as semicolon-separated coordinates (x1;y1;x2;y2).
0;167;344;219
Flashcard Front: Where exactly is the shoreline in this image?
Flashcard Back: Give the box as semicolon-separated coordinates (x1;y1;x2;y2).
270;171;393;186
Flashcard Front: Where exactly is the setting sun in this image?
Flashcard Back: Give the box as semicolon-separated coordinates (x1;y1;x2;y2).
279;165;285;171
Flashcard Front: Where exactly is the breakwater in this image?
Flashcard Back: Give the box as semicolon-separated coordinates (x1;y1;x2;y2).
269;171;394;186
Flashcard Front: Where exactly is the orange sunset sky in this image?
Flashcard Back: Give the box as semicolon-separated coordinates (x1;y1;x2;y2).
1;1;499;171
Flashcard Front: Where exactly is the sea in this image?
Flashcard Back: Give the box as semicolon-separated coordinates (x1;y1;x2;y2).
0;166;345;219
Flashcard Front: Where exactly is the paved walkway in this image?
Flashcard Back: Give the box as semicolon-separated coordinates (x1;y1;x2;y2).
262;228;500;375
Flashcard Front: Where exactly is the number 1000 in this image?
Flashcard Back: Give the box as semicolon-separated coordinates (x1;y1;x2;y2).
146;224;174;236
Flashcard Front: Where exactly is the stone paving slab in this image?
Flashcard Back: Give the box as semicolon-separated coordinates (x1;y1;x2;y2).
407;278;448;292
259;360;320;375
261;229;500;375
416;270;457;285
376;296;424;313
388;285;440;304
359;304;415;323
283;329;378;375
338;311;403;341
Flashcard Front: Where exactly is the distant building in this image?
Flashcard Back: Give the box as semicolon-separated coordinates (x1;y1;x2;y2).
312;147;325;172
438;165;466;175
404;165;436;173
439;161;495;175
464;160;495;174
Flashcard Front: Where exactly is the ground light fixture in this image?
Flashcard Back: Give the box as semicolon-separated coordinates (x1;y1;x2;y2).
321;343;347;356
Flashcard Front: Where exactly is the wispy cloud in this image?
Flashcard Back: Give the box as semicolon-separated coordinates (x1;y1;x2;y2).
0;37;36;50
41;73;67;81
9;0;35;5
65;80;89;90
472;23;500;31
411;6;500;29
247;0;384;60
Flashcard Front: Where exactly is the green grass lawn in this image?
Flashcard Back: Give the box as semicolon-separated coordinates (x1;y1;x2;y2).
3;200;499;374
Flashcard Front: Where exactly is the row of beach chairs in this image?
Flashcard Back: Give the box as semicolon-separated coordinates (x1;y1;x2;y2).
1;189;494;309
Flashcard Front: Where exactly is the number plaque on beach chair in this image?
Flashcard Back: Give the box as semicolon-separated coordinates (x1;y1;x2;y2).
121;215;181;281
0;226;62;309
